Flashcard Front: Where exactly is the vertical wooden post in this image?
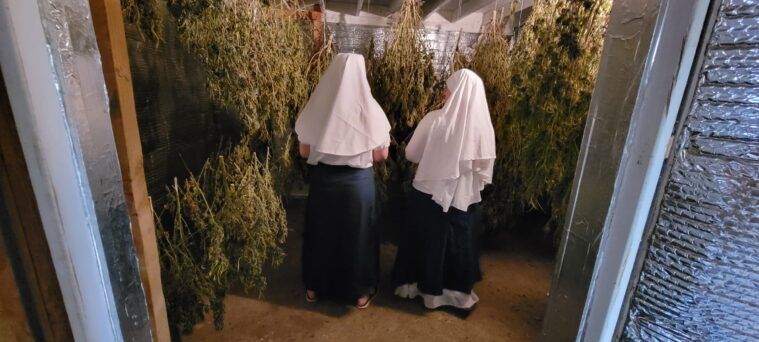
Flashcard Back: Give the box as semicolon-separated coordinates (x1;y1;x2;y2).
87;1;170;341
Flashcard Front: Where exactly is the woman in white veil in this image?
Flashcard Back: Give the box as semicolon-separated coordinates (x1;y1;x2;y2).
392;69;496;312
295;53;390;308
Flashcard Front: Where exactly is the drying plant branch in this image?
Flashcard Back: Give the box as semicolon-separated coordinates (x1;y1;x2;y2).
156;140;288;336
481;0;611;239
367;0;438;202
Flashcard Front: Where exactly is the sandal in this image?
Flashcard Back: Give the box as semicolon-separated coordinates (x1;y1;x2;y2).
356;288;378;309
305;290;318;303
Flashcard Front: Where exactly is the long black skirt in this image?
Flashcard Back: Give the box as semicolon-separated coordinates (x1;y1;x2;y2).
392;188;482;308
302;163;378;301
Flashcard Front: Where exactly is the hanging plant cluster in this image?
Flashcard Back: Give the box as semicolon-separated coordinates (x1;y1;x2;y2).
307;34;337;94
466;8;512;116
450;37;469;73
167;0;327;188
156;141;288;336
480;0;611;236
366;0;437;199
120;0;334;337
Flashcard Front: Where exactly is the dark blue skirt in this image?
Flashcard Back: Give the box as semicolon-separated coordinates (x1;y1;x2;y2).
302;163;378;300
392;188;482;295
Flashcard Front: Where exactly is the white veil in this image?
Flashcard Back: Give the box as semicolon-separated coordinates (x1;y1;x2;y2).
407;69;496;212
295;53;390;156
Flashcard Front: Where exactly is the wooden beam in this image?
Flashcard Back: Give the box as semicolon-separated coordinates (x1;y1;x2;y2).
388;0;403;12
423;0;454;17
87;0;170;341
449;0;492;22
0;69;74;342
451;0;532;23
355;0;364;16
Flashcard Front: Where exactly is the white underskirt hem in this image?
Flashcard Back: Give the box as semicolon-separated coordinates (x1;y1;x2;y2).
395;283;479;310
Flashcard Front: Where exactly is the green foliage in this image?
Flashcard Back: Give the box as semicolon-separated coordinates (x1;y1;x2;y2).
467;9;512;116
307;34;337;93
124;1;333;337
167;0;319;189
156;141;288;336
481;0;611;234
366;0;438;199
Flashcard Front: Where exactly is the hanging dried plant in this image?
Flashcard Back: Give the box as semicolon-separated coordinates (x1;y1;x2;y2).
167;0;318;189
121;0;164;42
368;0;437;133
156;140;287;336
450;34;469;73
307;34;337;93
482;0;611;236
169;0;311;140
367;0;438;200
468;8;512;115
121;0;331;337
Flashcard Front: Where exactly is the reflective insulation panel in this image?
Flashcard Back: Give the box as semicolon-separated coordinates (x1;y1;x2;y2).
33;0;153;339
623;0;759;340
539;1;664;340
328;23;480;75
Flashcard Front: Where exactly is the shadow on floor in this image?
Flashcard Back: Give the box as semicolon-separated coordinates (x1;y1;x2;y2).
185;199;556;342
227;199;429;319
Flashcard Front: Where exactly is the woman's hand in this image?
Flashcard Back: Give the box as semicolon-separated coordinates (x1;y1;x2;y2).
299;143;311;159
372;147;389;163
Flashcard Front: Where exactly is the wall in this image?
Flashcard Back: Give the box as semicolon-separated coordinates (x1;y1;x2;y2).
324;3;485;32
539;1;664;339
328;23;480;75
0;0;153;338
325;3;483;75
622;1;759;340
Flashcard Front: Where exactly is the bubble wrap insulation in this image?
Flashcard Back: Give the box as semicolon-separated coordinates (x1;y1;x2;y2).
623;1;759;340
327;23;480;75
31;0;153;338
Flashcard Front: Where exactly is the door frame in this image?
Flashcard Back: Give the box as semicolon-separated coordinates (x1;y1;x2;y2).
541;0;714;340
0;0;153;340
577;1;713;340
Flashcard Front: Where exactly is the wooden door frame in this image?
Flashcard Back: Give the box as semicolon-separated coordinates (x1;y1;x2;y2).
0;0;156;339
88;0;170;340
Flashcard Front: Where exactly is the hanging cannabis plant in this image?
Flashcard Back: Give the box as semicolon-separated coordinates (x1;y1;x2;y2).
156;141;288;337
167;0;317;189
450;36;469;73
122;0;164;42
307;34;337;93
119;0;332;338
467;9;512;116
367;0;437;199
482;0;611;235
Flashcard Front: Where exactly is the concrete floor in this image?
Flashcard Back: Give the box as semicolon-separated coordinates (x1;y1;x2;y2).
185;202;555;342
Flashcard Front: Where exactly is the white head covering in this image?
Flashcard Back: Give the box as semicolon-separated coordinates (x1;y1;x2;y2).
406;69;496;212
295;53;391;156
